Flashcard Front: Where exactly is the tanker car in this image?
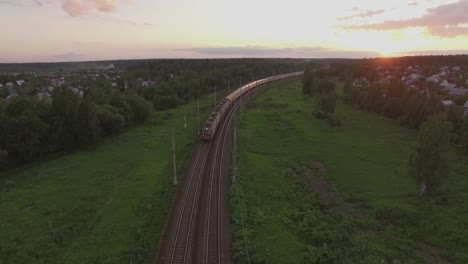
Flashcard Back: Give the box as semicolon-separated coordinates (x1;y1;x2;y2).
200;71;303;141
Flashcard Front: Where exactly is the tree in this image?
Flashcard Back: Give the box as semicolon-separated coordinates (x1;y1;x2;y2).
0;148;7;170
302;67;315;95
125;94;152;123
446;105;464;143
461;115;468;153
48;87;80;151
2;103;48;164
319;91;337;115
110;93;134;126
77;99;101;145
409;114;451;195
96;105;125;136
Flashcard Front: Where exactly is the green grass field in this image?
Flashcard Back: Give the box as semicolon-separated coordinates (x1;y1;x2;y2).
0;96;216;264
231;78;468;263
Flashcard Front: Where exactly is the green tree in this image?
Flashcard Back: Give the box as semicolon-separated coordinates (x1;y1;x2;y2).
77;99;101;145
125;94;152;123
0;148;7;170
48;87;80;151
2;98;48;164
319;91;337;115
409;114;451;195
461;115;468;153
96;105;125;136
110;93;134;126
446;105;464;143
302;67;315;95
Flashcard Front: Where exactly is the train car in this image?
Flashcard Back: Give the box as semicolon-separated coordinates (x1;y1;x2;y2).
200;71;304;141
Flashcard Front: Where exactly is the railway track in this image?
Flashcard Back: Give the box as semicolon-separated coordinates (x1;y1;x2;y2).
158;90;248;264
157;74;302;264
202;97;238;264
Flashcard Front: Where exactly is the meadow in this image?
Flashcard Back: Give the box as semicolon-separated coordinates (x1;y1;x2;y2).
0;96;216;264
231;78;468;263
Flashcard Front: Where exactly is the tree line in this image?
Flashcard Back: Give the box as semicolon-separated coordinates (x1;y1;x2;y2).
0;59;307;171
0;86;152;170
123;59;304;111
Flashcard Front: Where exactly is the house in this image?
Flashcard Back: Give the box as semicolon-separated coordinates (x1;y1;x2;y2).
408;73;422;80
441;100;454;106
446;88;468;96
464;101;468;116
36;92;51;101
440;80;457;90
353;78;370;87
5;82;14;88
16;80;25;86
426;75;440;83
453;66;461;71
111;82;117;87
6;93;19;101
0;83;3;88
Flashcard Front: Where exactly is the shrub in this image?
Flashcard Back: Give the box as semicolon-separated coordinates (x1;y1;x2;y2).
327;115;342;127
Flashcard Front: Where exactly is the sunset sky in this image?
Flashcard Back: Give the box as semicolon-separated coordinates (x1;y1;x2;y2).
1;0;468;62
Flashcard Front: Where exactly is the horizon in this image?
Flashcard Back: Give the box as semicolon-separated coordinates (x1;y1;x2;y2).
2;0;468;63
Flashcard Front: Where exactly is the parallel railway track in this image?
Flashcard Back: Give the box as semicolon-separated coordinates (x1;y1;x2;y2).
157;73;303;264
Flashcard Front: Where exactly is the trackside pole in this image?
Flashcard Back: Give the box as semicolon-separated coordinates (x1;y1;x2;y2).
172;127;177;185
233;114;237;182
197;96;200;136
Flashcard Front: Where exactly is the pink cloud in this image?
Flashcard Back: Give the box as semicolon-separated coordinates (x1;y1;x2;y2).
61;0;118;16
339;9;385;21
344;0;468;37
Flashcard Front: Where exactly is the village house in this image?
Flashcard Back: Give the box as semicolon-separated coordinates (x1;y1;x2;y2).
16;80;25;86
441;100;454;106
36;92;51;101
464;101;468;116
446;88;468;96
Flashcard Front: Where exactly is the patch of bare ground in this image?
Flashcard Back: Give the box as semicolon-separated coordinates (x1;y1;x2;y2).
417;241;452;264
301;160;342;207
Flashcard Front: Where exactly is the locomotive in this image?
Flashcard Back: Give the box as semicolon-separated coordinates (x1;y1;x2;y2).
200;71;303;141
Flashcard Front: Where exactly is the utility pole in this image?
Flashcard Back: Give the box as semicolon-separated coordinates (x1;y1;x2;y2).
184;112;187;128
172;127;177;185
214;86;217;107
233;114;237;182
197;95;200;135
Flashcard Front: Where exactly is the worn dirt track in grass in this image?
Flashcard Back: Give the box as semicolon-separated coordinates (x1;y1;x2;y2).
302;159;343;207
417;241;452;264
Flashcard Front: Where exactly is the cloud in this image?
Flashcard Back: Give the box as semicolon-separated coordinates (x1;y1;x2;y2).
0;0;51;7
61;0;118;16
400;49;468;56
339;9;385;20
408;2;419;6
177;46;379;58
53;51;84;61
345;0;468;37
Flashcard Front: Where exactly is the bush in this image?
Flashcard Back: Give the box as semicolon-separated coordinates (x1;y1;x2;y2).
0;149;8;170
313;111;327;119
327;115;342;127
125;95;152;123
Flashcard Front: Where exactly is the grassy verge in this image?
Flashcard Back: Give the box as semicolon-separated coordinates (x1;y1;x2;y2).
0;96;215;264
231;78;468;263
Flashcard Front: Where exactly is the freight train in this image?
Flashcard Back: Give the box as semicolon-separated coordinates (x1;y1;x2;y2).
200;71;303;141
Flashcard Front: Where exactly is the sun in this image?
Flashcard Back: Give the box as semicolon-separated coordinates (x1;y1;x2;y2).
341;27;430;58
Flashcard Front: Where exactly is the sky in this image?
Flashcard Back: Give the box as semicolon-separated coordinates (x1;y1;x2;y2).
1;0;468;62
